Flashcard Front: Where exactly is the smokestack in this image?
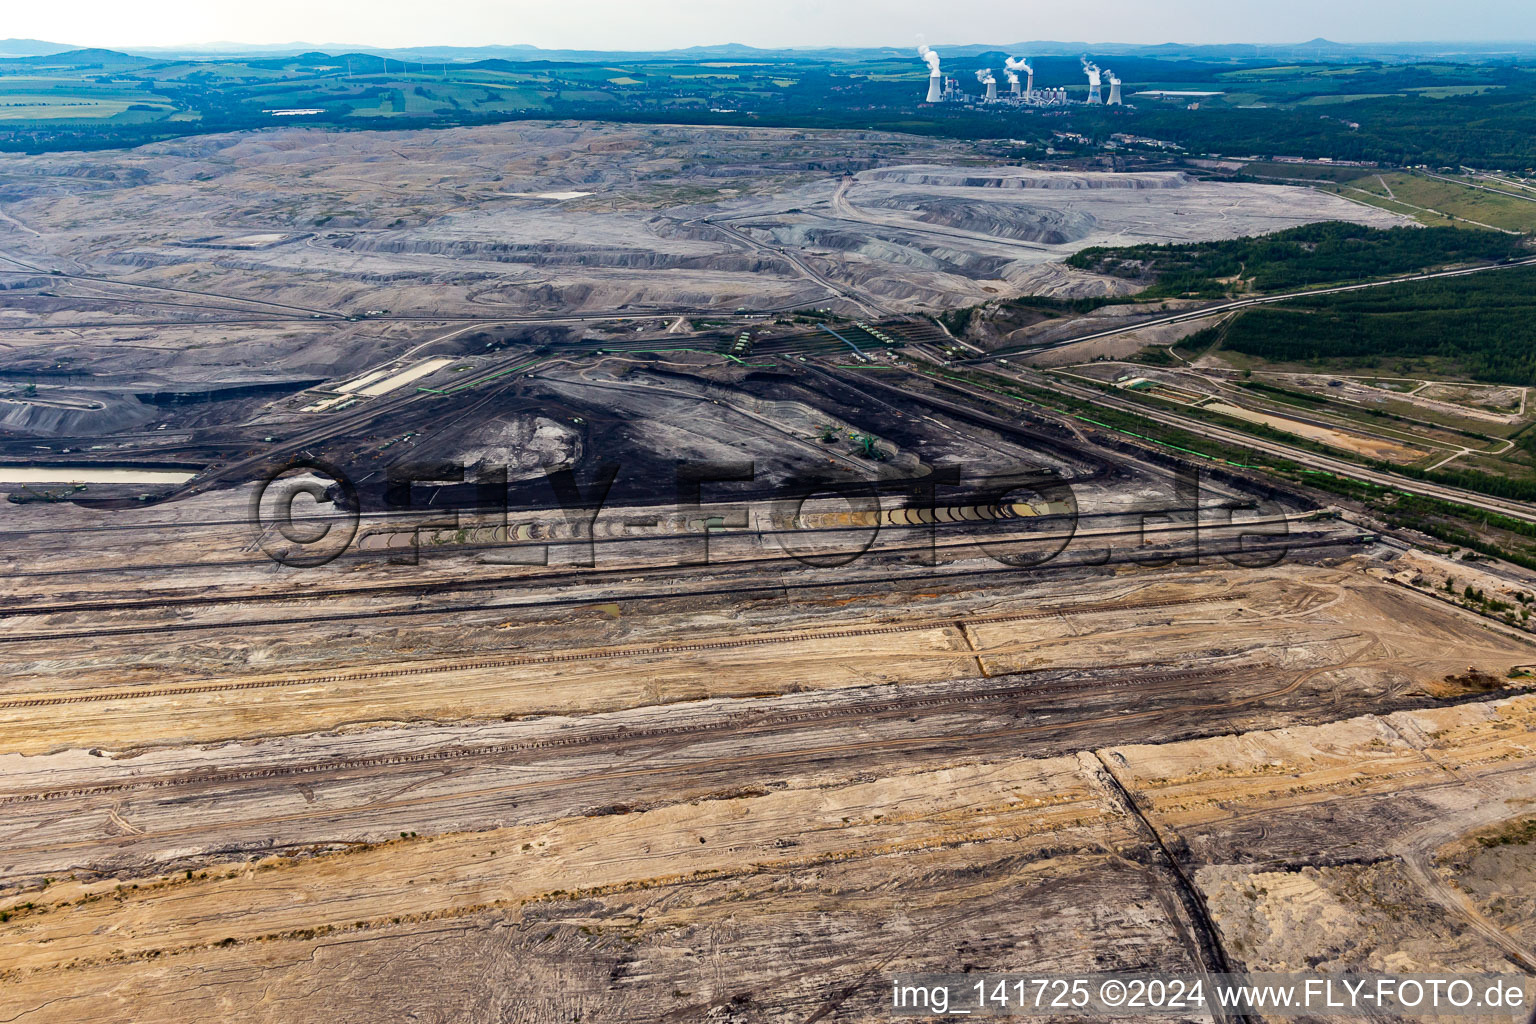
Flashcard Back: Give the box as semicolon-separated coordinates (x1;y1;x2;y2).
1107;71;1123;106
920;45;943;102
1005;56;1032;99
1082;58;1102;104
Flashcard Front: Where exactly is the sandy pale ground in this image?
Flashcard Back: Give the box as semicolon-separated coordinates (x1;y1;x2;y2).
2;693;1533;1021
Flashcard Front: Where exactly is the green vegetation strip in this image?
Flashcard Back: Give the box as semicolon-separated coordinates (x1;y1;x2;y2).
1476;819;1536;849
909;355;1535;522
1067;222;1522;299
1072;369;1536;502
1299;470;1536;571
1052;368;1369;465
904;365;1274;469
423;359;542;394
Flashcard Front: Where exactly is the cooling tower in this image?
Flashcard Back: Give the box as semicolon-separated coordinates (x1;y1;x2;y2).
920;45;944;103
976;69;997;103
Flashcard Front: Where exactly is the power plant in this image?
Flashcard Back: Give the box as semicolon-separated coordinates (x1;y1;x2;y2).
1082;58;1103;104
917;49;1126;110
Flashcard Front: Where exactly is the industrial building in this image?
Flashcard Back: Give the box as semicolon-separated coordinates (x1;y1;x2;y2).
918;48;1125;109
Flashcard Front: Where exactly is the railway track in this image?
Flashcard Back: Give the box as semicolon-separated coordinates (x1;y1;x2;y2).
0;498;1157;582
0;531;1355;647
811;362;1112;477
0;510;1234;616
0;594;1226;711
0;666;1246;806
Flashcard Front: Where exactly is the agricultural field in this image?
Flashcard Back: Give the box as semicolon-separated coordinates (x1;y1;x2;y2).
1238;160;1380;183
0;71;174;124
1328;169;1536;233
0;95;163;120
6;46;1536;172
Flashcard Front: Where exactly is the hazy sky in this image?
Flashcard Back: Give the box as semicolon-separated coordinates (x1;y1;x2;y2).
11;0;1536;50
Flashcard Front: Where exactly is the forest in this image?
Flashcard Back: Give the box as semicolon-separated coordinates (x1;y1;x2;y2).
1065;222;1526;298
1216;266;1536;385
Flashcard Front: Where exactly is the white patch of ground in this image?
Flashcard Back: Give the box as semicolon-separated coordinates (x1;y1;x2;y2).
454;415;582;479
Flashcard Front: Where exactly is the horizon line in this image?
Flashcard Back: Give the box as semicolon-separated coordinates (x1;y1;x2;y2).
10;36;1536;55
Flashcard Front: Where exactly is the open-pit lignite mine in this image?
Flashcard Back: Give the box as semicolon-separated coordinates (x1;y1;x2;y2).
2;119;1531;1023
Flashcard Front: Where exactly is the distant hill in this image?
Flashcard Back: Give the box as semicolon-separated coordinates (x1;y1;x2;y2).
0;38;76;57
0;48;149;67
18;36;1536;65
125;40;369;57
938;38;1536;61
